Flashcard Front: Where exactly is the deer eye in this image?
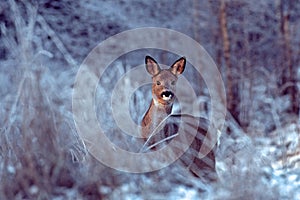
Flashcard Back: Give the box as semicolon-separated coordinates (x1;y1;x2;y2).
156;81;161;85
171;81;176;85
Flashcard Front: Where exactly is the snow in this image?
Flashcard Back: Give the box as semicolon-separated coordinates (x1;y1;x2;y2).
0;0;299;199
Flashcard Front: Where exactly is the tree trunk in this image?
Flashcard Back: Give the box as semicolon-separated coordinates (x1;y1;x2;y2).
279;0;299;114
219;0;238;121
192;0;201;43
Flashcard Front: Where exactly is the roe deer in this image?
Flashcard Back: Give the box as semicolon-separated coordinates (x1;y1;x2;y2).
141;56;217;181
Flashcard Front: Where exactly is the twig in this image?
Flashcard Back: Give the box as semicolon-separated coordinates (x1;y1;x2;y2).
143;133;179;152
37;15;78;66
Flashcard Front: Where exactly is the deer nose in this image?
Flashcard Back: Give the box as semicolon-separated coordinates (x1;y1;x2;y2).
161;91;174;100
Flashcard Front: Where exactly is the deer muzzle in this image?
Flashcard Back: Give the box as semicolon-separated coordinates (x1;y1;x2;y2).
161;91;174;101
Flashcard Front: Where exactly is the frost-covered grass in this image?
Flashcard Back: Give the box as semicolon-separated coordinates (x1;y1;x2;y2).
0;0;299;199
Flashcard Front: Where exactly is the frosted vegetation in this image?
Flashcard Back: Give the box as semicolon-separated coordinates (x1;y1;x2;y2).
0;0;299;199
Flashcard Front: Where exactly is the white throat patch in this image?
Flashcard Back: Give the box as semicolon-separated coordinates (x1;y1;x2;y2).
153;98;160;106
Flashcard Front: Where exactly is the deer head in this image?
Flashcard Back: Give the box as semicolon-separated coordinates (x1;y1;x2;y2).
145;55;186;106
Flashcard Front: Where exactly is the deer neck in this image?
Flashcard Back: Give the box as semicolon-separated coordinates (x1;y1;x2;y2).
141;100;172;138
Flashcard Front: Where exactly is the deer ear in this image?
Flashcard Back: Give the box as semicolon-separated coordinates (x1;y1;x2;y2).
170;57;186;75
145;56;161;76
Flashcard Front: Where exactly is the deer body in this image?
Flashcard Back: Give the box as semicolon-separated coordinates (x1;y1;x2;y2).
141;99;172;138
141;56;217;181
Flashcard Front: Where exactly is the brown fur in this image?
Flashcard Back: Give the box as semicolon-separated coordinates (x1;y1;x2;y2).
141;56;185;138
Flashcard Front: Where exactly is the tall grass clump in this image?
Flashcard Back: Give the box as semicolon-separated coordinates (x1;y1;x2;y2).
0;1;86;198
